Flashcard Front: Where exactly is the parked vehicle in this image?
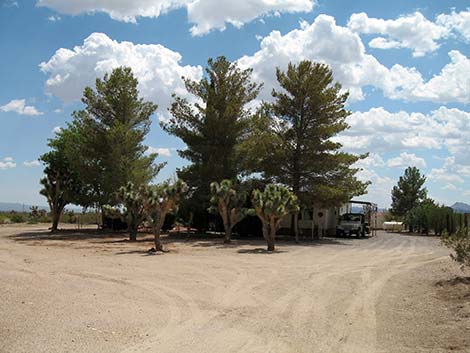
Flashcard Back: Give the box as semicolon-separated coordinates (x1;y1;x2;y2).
336;213;370;237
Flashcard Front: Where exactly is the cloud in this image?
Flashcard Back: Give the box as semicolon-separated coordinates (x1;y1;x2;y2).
428;168;464;184
24;160;41;167
436;10;470;42
354;153;385;168
36;0;314;35
0;157;16;170
52;126;62;134
187;0;314;36
348;12;448;57
147;147;172;157
335;107;470;161
356;168;394;207
39;33;203;121
3;1;18;8
427;156;469;185
0;99;43;116
442;183;458;191
47;15;61;21
237;15;470;104
387;152;426;168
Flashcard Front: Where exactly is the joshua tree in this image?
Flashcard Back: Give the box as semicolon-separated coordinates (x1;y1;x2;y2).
251;184;299;251
117;182;148;242
209;179;250;243
143;180;187;252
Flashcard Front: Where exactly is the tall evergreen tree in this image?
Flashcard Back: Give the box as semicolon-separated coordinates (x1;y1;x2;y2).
245;61;368;239
63;67;162;212
391;166;427;228
162;57;262;223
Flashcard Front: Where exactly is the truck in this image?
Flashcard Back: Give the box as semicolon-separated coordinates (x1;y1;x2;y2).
336;213;370;237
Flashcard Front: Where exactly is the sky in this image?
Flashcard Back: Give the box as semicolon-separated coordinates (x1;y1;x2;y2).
0;0;469;208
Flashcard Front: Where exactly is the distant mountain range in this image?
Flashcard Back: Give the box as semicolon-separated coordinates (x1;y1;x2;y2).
451;202;470;213
0;202;81;213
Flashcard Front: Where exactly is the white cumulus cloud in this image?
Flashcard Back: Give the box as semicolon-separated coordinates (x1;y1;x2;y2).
187;0;314;36
0;157;16;170
335;107;470;162
147;147;172;157
39;33;203;121
436;10;470;42
348;12;449;57
0;99;43;116
24;160;41;167
237;15;470;104
387;152;427;168
36;0;314;35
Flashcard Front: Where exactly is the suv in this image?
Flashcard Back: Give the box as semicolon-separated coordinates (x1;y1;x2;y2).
336;213;370;237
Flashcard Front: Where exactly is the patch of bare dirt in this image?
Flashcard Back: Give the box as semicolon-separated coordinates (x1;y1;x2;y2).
377;260;470;353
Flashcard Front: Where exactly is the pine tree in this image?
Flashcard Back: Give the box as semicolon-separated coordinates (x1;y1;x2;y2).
391;166;427;231
162;57;262;225
245;61;368;239
64;67;162;212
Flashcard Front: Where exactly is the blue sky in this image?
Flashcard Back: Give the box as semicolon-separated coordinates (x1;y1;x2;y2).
0;0;469;208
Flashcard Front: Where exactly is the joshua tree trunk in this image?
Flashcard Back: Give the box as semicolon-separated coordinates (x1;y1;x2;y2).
129;225;137;242
50;204;64;233
294;212;299;243
153;225;164;252
51;212;60;232
221;206;232;243
224;227;232;244
267;226;276;251
267;219;277;251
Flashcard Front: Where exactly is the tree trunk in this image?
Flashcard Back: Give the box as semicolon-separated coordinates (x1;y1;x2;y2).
267;219;276;251
294;212;299;243
153;226;164;252
51;211;60;232
129;226;137;242
50;204;64;233
224;227;232;244
267;225;276;251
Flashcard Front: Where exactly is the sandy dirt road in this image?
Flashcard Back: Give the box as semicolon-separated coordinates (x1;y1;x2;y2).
0;224;467;353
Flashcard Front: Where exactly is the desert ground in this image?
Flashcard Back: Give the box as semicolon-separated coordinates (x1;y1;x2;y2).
0;224;469;353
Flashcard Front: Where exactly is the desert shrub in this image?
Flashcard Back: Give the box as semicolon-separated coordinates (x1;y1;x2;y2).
10;214;25;223
442;228;470;269
0;215;12;224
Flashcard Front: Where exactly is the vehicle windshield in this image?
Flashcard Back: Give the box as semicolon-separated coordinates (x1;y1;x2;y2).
341;214;362;222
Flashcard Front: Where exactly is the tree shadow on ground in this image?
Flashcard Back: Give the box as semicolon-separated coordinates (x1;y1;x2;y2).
8;228;349;256
114;249;165;256
9;228;127;242
237;248;287;254
436;276;470;287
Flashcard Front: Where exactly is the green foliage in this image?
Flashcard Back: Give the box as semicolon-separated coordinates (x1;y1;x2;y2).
243;61;368;208
251;184;299;250
391;166;427;219
143;179;188;251
117;182;148;241
407;199;464;235
40;131;86;230
442;228;470;269
0;212;26;224
208;179;251;242
60;67;162;209
163;57;262;222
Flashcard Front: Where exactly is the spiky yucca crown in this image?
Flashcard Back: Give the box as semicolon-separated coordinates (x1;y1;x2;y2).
252;184;299;218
